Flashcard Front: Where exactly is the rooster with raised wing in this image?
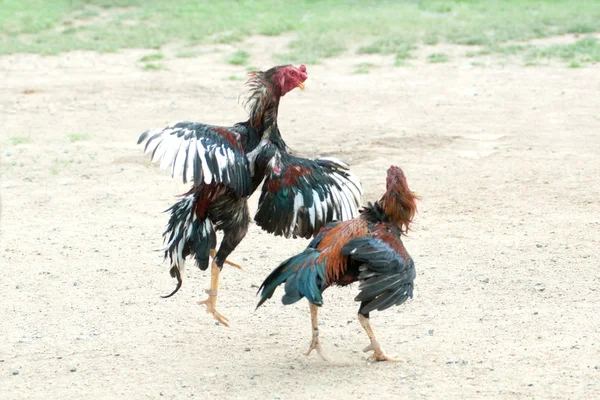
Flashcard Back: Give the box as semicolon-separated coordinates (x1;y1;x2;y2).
138;65;362;326
257;166;418;361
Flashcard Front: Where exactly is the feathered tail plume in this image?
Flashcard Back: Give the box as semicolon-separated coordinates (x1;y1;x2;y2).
161;194;216;298
256;249;327;309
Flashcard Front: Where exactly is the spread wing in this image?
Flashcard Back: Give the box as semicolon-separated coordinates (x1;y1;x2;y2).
341;230;415;313
254;149;363;239
138;121;251;196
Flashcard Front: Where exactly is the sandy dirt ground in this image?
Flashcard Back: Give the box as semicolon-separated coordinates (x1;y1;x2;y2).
1;36;599;399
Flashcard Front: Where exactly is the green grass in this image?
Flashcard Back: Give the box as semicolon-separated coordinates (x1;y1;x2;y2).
139;53;163;62
525;37;600;64
567;24;598;34
225;75;244;81
143;62;166;70
353;62;376;74
358;40;415;67
524;60;545;67
1;1;600;65
49;157;73;175
394;55;412;67
423;35;440;46
176;50;203;58
358;38;415;56
9;136;31;145
428;52;450;63
467;44;528;58
277;36;343;64
467;37;600;66
466;49;490;57
226;50;250;66
66;133;89;142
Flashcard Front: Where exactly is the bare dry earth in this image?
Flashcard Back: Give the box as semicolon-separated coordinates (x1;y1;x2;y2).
1;36;599;400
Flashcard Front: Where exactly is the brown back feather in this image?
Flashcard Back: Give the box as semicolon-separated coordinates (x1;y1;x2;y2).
316;218;369;285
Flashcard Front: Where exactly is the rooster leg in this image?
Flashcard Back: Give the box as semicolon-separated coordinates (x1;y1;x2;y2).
197;262;230;327
209;249;242;270
358;313;402;362
304;303;329;361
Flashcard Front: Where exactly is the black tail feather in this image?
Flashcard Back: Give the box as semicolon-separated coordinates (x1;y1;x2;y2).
161;266;182;298
160;194;215;298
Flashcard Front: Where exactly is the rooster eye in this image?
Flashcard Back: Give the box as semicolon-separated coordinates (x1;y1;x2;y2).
290;71;295;76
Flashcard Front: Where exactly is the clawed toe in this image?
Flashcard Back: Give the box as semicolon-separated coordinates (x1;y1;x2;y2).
210;310;230;327
305;339;330;361
367;352;403;362
225;260;243;270
362;341;402;363
209;249;242;270
198;298;230;327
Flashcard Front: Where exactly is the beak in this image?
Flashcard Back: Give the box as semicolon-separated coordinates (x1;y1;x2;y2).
297;82;305;90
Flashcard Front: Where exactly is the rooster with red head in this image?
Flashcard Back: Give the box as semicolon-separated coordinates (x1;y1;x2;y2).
258;166;418;362
138;65;362;326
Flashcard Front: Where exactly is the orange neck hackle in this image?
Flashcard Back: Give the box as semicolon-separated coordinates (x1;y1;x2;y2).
380;165;419;234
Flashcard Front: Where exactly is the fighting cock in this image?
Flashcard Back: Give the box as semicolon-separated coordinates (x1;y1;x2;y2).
138;65;363;326
257;165;418;361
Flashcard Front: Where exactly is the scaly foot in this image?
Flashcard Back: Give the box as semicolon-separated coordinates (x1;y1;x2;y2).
209;249;243;270
305;336;330;361
363;339;402;362
198;295;230;327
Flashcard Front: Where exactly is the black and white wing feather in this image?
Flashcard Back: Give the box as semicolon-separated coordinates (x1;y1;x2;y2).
138;121;251;196
254;149;363;239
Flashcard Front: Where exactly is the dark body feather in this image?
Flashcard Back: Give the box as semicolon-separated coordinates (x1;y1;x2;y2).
257;166;418;318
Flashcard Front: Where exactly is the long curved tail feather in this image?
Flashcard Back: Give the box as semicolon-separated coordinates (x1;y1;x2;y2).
161;267;182;298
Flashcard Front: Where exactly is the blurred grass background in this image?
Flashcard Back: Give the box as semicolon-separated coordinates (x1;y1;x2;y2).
0;0;599;65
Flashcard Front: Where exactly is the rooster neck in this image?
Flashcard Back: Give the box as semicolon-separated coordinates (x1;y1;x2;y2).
360;202;388;224
359;204;404;239
251;95;280;130
360;201;404;230
379;187;418;234
244;77;282;131
374;199;406;231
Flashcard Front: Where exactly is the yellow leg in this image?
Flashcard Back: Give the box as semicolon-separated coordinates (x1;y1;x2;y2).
209;249;242;270
197;262;230;327
304;303;329;361
358;314;402;362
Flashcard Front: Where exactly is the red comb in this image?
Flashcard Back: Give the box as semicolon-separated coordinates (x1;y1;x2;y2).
299;65;307;73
